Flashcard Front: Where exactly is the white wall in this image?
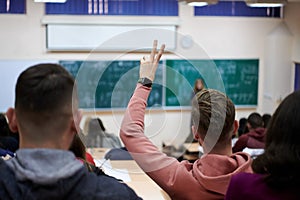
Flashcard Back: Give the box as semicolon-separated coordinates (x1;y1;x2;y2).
0;60;57;111
263;23;293;113
0;0;299;147
285;2;300;63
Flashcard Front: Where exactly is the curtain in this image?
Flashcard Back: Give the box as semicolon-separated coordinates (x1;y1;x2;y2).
46;0;178;16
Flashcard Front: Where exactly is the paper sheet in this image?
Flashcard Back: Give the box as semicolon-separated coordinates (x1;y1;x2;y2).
94;159;131;183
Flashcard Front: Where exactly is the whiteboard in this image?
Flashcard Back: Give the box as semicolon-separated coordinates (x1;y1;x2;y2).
46;24;177;51
0;60;58;112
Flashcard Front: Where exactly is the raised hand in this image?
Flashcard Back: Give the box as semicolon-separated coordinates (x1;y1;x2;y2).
139;40;165;82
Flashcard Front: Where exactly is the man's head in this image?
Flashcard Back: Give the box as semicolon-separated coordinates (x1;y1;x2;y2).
6;63;80;149
247;112;263;130
191;89;237;152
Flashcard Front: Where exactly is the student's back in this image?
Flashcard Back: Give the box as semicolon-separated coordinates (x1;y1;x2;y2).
225;173;299;200
233;113;266;152
226;91;300;200
1;64;140;200
120;41;252;199
0;152;138;200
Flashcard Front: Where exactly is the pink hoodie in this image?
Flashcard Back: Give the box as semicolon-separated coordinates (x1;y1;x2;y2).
120;84;252;200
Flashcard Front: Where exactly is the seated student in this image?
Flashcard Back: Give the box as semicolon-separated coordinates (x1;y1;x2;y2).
238;117;248;137
86;118;122;148
262;113;271;128
120;40;252;199
232;113;266;153
0;63;141;200
231;118;248;147
225;91;300;200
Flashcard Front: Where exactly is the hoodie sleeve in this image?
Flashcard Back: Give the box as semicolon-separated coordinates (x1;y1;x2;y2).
120;84;191;197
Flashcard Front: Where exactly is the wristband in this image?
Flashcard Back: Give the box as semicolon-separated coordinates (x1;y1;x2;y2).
138;77;152;88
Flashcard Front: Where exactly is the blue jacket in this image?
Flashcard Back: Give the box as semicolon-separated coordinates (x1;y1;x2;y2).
0;149;141;200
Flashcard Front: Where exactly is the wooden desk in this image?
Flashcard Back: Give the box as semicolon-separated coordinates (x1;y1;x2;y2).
87;148;109;159
182;143;203;162
183;143;201;153
88;148;170;200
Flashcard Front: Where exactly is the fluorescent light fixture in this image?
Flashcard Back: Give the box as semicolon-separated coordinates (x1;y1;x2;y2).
185;0;218;7
245;0;287;7
188;2;208;6
34;0;67;3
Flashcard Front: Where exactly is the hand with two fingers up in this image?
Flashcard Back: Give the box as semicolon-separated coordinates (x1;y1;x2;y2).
138;40;165;87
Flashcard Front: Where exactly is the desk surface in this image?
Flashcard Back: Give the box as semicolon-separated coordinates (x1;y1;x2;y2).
183;142;201;153
88;148;170;200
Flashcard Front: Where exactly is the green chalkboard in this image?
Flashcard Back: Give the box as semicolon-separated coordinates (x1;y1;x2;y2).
60;59;258;109
60;60;163;109
165;59;259;106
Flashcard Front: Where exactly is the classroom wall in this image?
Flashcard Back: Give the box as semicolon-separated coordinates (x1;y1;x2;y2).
263;22;293;113
0;0;299;147
285;2;300;63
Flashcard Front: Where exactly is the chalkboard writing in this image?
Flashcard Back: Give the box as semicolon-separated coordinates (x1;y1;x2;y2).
60;60;163;109
165;59;259;106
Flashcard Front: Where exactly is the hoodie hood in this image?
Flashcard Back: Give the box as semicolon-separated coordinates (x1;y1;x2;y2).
193;152;252;195
248;128;266;140
247;128;266;148
6;149;83;185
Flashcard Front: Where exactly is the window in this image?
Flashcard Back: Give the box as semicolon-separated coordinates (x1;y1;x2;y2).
46;0;178;16
0;0;26;14
195;1;281;17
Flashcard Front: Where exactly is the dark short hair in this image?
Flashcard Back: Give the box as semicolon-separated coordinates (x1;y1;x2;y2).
15;63;75;132
238;118;248;137
262;114;272;128
247;112;263;129
252;91;300;188
191;89;235;146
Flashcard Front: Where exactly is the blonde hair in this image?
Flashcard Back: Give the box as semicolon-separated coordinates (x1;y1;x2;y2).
191;89;235;144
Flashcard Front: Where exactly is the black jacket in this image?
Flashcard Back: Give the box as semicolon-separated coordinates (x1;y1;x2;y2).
0;159;141;200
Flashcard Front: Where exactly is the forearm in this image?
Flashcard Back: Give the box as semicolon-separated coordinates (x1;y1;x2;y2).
120;83;150;144
120;84;177;173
